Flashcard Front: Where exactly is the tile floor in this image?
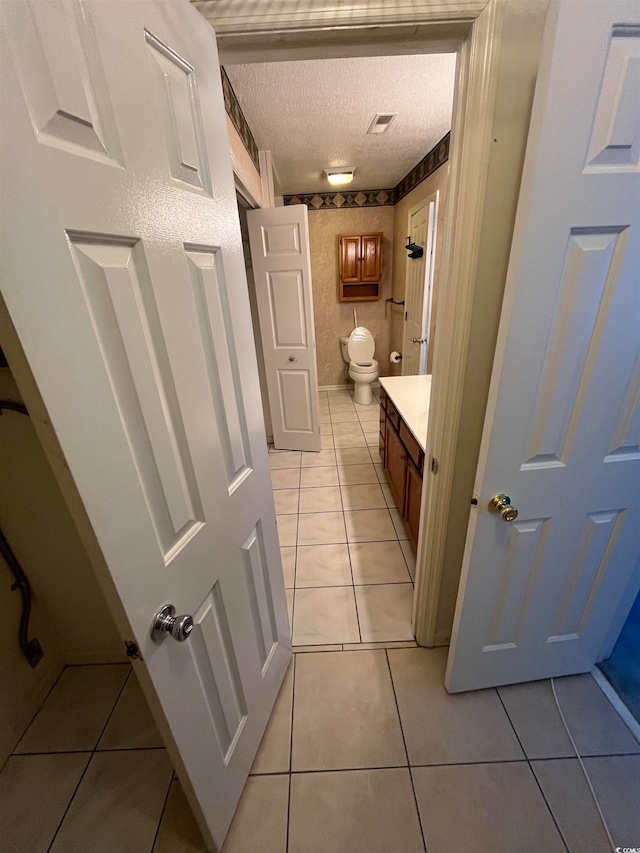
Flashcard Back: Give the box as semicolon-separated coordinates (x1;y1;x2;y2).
271;389;417;648
3;389;638;852
3;653;639;852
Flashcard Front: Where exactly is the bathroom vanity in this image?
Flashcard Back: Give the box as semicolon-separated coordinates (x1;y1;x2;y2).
378;375;432;550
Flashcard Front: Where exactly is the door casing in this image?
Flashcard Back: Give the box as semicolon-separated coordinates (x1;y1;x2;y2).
198;0;520;648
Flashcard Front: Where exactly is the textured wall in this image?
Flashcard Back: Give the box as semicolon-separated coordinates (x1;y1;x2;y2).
308;206;394;387
391;162;450;375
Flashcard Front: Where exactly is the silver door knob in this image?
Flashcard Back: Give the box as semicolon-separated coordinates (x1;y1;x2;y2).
488;494;518;522
151;604;194;642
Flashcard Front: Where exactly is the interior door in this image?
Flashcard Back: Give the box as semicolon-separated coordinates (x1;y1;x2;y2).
247;204;321;451
402;194;437;375
447;0;640;692
0;1;290;848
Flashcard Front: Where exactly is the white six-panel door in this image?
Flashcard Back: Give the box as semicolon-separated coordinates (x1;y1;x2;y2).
0;1;290;848
247;204;321;451
447;0;640;692
402;193;438;376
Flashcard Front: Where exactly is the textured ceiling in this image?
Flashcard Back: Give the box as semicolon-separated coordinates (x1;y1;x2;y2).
225;54;456;195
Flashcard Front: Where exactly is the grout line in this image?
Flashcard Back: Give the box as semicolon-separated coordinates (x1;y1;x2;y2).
251;756;550;776
496;688;571;853
384;649;427;853
150;775;175;853
47;667;133;852
285;654;297;853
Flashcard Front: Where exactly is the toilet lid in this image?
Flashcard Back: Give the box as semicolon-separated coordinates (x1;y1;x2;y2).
347;327;375;362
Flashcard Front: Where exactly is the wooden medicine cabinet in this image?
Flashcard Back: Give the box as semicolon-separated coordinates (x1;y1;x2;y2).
338;232;383;301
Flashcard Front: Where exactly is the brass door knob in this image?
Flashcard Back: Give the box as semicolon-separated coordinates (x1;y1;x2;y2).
488;494;518;522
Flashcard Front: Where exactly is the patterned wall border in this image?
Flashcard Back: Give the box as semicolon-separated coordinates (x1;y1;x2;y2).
221;67;261;173
284;131;450;210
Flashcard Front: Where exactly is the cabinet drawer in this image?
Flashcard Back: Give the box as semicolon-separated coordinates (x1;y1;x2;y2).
399;420;423;472
386;399;400;431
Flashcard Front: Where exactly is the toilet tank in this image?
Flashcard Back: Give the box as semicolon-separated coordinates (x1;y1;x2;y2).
340;336;350;364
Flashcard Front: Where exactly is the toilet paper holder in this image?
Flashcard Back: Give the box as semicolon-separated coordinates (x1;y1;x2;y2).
390;351;402;364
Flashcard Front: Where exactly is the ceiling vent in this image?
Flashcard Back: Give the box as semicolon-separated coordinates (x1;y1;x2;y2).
367;113;398;134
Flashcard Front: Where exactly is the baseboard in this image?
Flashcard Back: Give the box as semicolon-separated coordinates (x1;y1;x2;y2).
590;666;640;744
319;382;381;392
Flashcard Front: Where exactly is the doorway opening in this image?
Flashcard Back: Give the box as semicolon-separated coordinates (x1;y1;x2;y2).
225;52;456;646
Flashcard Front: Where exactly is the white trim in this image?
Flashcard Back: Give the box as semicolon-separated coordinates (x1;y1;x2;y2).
401;190;439;377
590;666;640;745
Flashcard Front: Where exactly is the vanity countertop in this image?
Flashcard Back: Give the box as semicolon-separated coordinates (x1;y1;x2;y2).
379;375;432;452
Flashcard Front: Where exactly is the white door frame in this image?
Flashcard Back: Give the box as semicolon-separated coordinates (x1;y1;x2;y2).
402;192;439;376
201;0;506;646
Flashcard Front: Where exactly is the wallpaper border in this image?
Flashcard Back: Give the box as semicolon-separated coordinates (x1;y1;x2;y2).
221;66;261;173
284;131;450;210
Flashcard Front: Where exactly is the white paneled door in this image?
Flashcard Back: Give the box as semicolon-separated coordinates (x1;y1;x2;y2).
447;0;640;692
0;1;290;849
402;193;438;376
247;204;321;451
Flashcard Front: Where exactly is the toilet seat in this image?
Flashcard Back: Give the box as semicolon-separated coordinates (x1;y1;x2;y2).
347;327;375;363
349;359;378;374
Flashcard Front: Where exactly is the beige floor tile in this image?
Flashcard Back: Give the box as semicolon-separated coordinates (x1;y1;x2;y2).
387;648;524;764
365;433;379;446
293;644;344;652
271;467;300;489
334;447;373;466
343;640;417;650
320;422;333;435
341;483;387;511
295;543;352;587
320;435;334;449
332;421;364;436
221;775;289;853
50;750;173;853
412;762;565;853
268;450;301;469
291;650;406;771
16;665;129;753
280;547;296;588
251;661;294;774
286;589;294;635
374;462;387;482
98;675;163;750
389;506;409;539
297;511;346;545
581;755;640;846
381;482;397;507
319;411;331;424
273;488;299;515
153;779;207;852
276;514;297;547
344;508;397;542
400;540;417;581
498;674;640;758
355;583;414;642
337;463;379;485
298;486;342;513
329;400;356;412
333;432;367;448
350;541;409;583
301;449;337;467
293;587;359;645
0;753;91;853
530;759;614;852
299;466;339;487
288;769;424;853
329;409;359;423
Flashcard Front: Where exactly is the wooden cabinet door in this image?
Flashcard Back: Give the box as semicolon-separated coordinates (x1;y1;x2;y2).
339;235;361;282
361;234;382;282
404;457;422;550
385;417;406;512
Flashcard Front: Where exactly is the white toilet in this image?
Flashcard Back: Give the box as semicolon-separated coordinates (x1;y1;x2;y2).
340;327;379;406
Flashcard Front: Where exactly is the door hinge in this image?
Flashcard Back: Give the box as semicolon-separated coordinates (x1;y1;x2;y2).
431;456;439;474
124;640;142;660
